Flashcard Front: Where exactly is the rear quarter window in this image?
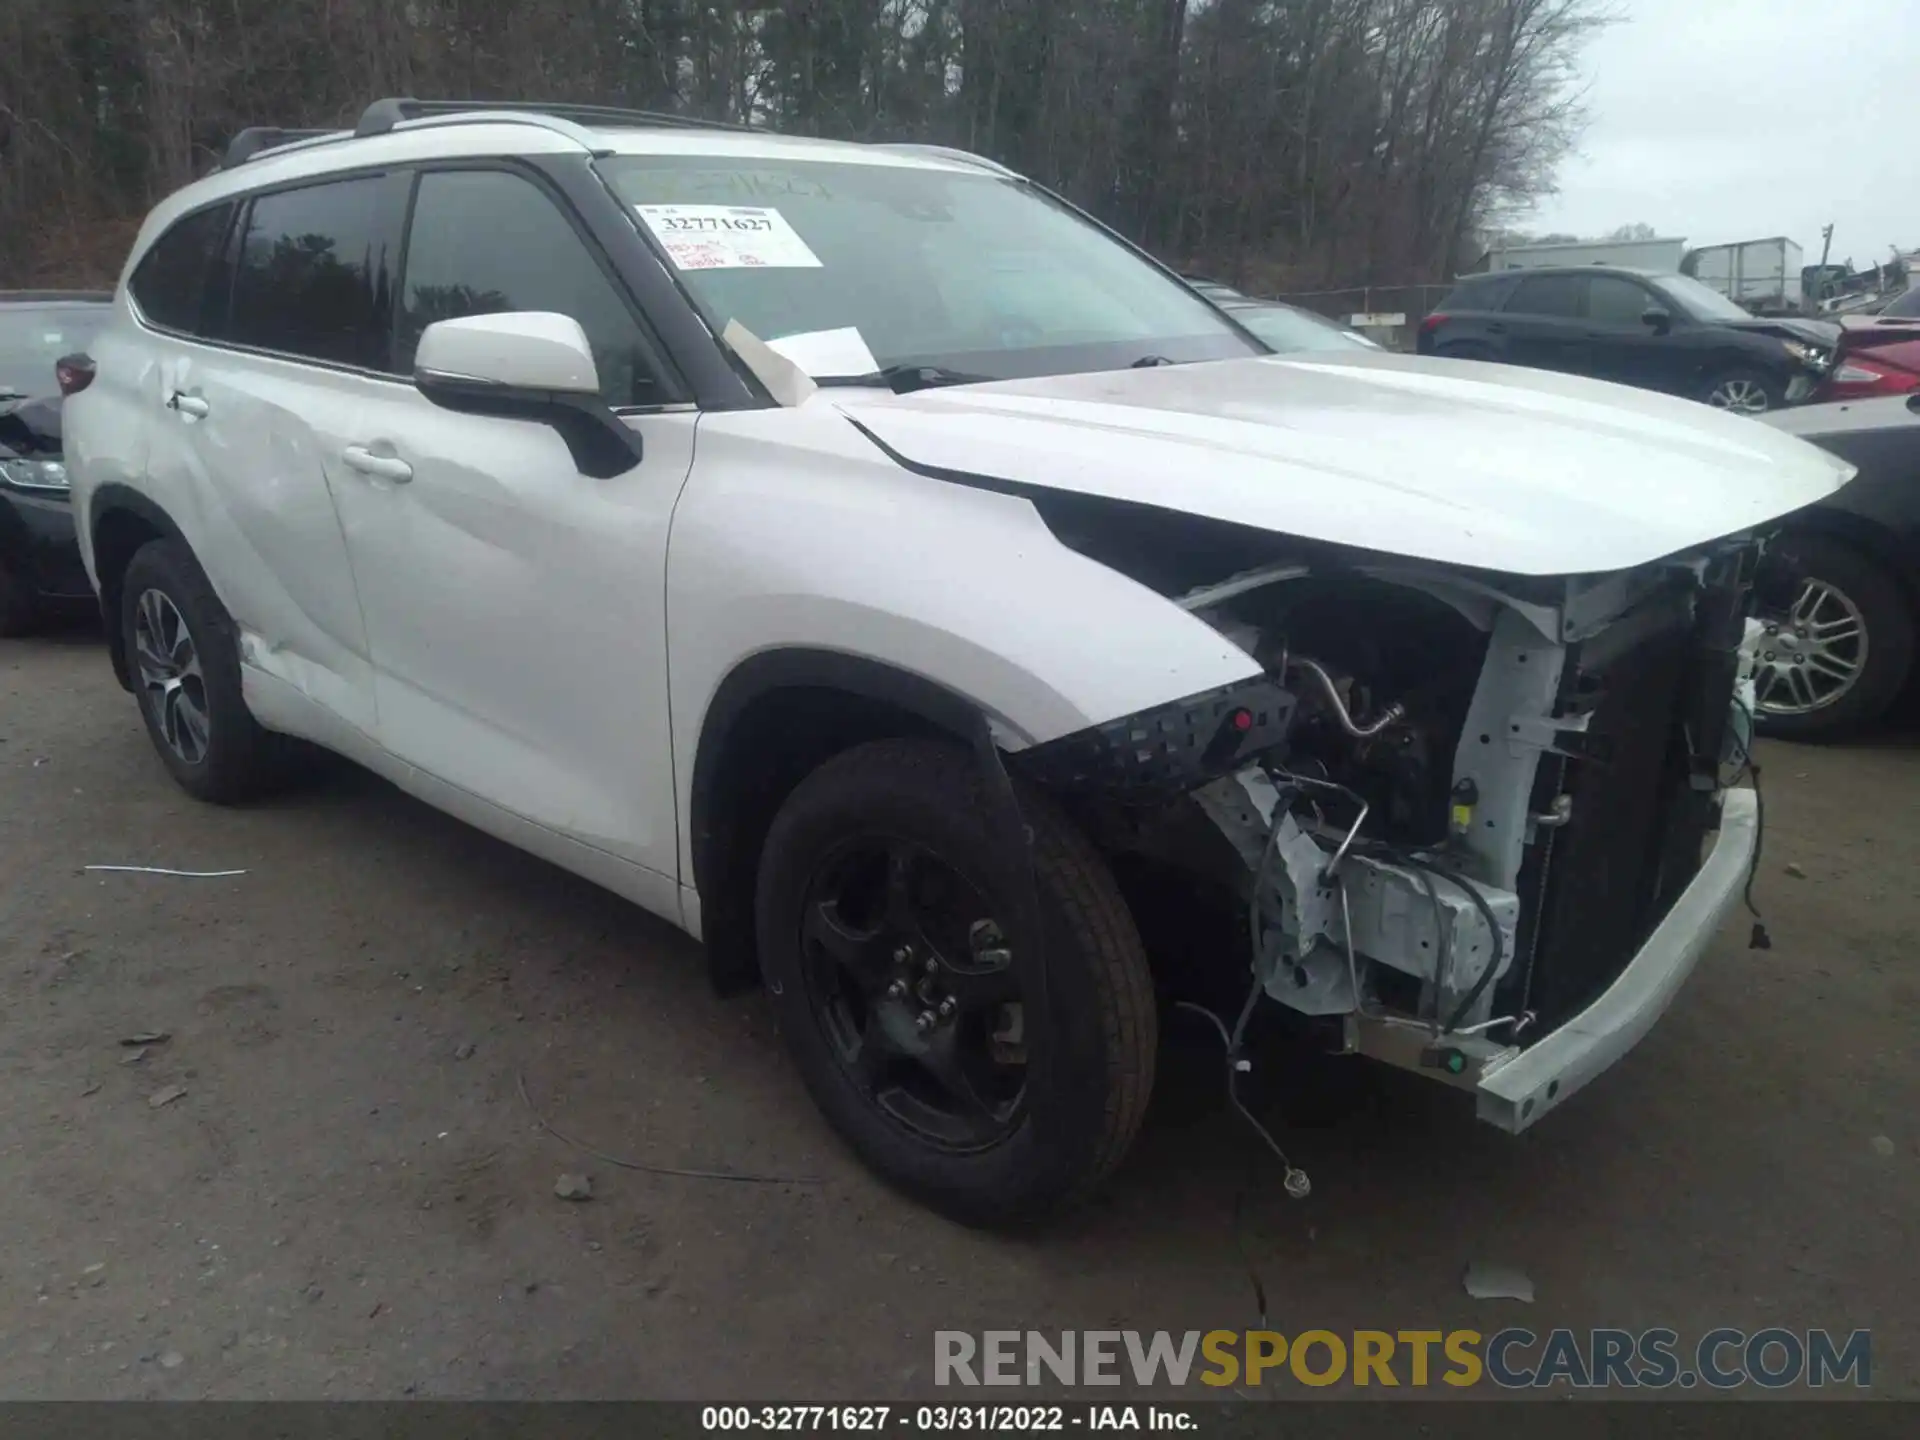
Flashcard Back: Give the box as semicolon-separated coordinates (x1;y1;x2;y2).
129;202;236;335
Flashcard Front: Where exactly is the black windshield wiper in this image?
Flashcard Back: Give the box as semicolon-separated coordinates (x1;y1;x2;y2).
815;364;994;395
1129;354;1180;368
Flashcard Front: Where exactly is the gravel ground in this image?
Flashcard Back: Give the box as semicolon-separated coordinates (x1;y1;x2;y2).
1;625;1915;1400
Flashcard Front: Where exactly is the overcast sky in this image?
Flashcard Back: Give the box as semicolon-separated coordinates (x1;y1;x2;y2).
1523;0;1919;266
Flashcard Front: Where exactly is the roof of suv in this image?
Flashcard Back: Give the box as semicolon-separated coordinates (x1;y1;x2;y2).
123;99;1017;283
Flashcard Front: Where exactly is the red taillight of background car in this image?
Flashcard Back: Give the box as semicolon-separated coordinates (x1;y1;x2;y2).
1819;344;1920;402
1419;312;1448;333
54;352;95;396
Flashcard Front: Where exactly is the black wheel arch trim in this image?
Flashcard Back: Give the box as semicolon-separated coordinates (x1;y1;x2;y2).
691;648;988;883
1771;510;1920;611
87;484;192;691
689;647;996;994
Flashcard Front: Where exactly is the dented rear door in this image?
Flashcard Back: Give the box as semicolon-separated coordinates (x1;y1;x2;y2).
142;170;403;737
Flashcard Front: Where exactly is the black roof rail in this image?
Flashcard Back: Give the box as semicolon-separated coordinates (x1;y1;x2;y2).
220;126;339;170
354;98;758;139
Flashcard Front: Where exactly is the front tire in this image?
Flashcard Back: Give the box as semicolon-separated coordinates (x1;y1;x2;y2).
755;738;1157;1226
120;538;290;802
1701;367;1783;415
1752;534;1914;740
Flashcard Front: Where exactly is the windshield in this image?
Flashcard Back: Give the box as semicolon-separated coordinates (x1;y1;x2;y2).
1227;303;1378;352
0;305;106;397
1648;274;1753;322
1880;287;1920;318
600;156;1260;381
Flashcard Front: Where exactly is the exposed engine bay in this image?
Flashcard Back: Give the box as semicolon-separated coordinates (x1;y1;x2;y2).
1013;507;1777;1111
1184;568;1521;1029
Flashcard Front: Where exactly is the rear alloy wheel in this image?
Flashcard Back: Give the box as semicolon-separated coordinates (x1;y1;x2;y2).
755;738;1156;1226
1751;534;1915;740
119;538;294;802
132;587;213;765
1703;368;1781;415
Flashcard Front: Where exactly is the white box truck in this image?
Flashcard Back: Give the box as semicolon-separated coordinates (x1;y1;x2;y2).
1485;236;1688;273
1683;237;1805;314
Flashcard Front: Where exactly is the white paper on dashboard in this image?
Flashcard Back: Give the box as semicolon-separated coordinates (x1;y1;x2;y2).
635;204;824;270
764;327;880;378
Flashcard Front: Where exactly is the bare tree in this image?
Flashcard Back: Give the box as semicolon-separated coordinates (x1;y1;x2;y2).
0;0;1611;290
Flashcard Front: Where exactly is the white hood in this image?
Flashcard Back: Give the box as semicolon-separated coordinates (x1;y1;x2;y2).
833;351;1856;576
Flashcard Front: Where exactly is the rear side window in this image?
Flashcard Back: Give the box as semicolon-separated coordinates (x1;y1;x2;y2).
397;169;674;407
1507;274;1586;318
229;177;394;370
1587;275;1653;325
129;203;235;335
1439;275;1514;312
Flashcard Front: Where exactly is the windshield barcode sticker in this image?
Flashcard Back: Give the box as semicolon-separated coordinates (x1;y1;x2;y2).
636;204;823;270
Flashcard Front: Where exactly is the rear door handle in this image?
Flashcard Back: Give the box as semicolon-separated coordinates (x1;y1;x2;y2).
342;445;414;484
1485;322;1506;335
167;391;210;419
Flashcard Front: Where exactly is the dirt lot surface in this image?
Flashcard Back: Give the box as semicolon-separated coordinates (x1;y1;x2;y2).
1;626;1915;1400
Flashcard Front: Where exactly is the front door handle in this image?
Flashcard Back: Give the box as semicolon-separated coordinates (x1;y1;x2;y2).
1485;322;1507;335
167;391;211;419
342;445;414;484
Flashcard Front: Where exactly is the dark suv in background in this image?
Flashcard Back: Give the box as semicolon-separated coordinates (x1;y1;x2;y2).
1;290;107;634
1418;266;1839;416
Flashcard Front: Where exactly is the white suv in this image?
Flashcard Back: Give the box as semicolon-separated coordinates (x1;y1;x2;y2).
68;100;1848;1224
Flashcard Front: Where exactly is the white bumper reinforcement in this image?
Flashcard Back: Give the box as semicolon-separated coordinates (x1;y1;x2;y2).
1474;785;1760;1131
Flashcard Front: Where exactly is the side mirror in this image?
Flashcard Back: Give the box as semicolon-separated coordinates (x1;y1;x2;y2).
413;312;643;478
55;352;95;396
1640;305;1673;334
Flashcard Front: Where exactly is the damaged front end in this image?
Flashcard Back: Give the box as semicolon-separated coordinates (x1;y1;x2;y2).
1011;524;1778;1133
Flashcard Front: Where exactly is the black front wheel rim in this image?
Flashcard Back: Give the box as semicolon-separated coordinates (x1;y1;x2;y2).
798;836;1027;1152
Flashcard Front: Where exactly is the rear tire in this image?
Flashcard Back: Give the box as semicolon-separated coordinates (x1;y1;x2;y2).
1753;534;1914;740
0;555;39;637
119;538;292;802
755;738;1157;1227
1437;341;1497;363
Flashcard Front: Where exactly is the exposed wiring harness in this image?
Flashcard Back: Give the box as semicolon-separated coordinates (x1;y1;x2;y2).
1426;857;1509;1033
1172;984;1306;1330
1168;782;1313;1225
1727;693;1772;950
1338;838;1517;1037
1172;990;1310;1203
